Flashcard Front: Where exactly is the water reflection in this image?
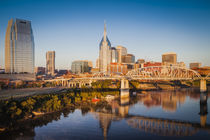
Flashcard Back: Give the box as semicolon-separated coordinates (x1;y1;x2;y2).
137;91;186;112
200;92;208;127
0;89;210;139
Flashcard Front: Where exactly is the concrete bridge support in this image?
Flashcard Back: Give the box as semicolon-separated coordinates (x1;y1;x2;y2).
121;79;129;89
200;79;207;92
120;79;130;98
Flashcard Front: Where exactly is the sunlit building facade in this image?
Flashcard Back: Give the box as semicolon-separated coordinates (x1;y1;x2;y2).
5;18;35;73
137;59;145;64
116;46;127;63
122;54;135;63
99;23;111;72
162;52;177;65
190;62;201;69
46;51;55;75
96;58;99;68
107;63;128;75
111;47;118;63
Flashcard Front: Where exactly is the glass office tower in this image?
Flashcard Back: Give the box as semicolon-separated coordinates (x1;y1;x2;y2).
5;18;35;73
71;60;89;74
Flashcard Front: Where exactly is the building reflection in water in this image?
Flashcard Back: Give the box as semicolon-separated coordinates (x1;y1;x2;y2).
137;91;186;112
95;90;130;139
95;90;210;138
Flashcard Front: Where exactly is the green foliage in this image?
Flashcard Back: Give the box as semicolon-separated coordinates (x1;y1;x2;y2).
92;80;112;89
21;98;36;113
75;97;81;103
0;90;119;123
62;96;71;107
6;101;23;118
15;108;22;116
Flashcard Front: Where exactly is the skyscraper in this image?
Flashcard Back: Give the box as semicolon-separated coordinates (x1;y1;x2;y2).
99;22;111;72
71;60;89;74
116;46;127;63
46;51;55;75
5;18;35;73
111;47;118;63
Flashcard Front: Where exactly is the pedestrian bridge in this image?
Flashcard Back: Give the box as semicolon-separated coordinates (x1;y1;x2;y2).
45;66;210;92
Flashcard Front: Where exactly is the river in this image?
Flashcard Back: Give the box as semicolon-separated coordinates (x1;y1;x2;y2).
0;88;210;140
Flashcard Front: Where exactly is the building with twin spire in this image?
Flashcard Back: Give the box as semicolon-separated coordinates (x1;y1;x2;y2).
99;22;111;72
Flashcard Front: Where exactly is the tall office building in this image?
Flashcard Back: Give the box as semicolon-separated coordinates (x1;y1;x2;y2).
111;47;118;63
162;52;177;65
116;46;127;63
71;60;89;74
99;22;111;72
5;18;35;73
46;51;55;75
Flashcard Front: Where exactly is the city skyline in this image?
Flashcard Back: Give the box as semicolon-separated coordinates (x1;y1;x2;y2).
0;0;210;69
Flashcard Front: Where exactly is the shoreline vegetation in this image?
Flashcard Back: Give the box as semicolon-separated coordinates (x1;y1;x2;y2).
0;89;120;132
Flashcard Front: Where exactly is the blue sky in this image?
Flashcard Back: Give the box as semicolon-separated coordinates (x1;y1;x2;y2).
0;0;209;69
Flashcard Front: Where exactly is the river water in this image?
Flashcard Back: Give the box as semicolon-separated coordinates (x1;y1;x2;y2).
1;88;210;140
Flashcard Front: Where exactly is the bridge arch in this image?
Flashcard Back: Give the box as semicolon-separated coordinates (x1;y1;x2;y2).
126;66;201;80
206;73;210;79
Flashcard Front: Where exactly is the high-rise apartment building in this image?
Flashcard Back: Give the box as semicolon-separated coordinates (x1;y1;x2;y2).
46;51;55;75
116;46;127;63
162;52;177;65
5;18;35;73
99;22;111;72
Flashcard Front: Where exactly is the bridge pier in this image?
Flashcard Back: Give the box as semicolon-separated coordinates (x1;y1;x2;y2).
199;92;208;127
200;79;207;92
121;79;129;89
120;79;129;98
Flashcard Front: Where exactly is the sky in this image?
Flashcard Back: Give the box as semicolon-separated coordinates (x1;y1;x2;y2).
0;0;210;69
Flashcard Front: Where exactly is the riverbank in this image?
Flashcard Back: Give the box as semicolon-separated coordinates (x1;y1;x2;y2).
0;89;119;133
0;87;67;100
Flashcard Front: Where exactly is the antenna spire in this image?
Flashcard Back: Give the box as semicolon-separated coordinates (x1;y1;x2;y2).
104;20;107;41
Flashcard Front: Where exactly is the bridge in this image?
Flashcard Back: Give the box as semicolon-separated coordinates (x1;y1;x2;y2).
45;66;210;96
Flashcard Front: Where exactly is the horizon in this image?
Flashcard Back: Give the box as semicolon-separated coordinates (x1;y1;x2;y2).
0;0;210;69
